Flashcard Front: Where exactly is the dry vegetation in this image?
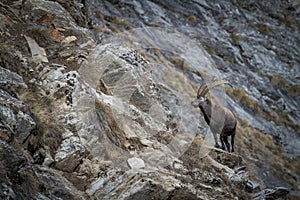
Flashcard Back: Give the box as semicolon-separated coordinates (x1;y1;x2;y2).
287;85;300;97
25;94;64;157
181;117;299;197
263;75;299;100
226;87;300;133
106;15;131;33
180;135;251;199
187;15;197;23
236;118;300;191
165;55;190;71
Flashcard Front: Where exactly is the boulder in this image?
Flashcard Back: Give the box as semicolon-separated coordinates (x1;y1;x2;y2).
253;187;289;200
54;130;86;172
127;157;145;169
0;67;35;143
88;169;200;200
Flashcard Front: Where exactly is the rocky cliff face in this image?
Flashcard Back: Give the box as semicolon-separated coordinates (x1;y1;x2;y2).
0;0;299;199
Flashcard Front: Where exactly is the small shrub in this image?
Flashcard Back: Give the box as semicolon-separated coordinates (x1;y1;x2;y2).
287;85;300;97
230;33;241;45
112;16;131;30
107;23;120;33
256;23;271;35
166;55;190;71
278;16;293;28
270;76;288;88
187;15;197;23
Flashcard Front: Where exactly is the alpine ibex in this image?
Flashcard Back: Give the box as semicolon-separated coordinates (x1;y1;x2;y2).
192;80;237;152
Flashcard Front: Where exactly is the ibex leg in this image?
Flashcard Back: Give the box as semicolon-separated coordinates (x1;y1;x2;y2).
213;133;220;148
230;128;236;152
223;136;230;152
220;135;226;150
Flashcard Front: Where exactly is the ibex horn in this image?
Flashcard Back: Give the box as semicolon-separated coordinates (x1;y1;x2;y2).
208;80;232;89
197;80;232;98
197;83;208;98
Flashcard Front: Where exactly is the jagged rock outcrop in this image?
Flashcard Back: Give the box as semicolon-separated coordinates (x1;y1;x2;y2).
0;66;34;143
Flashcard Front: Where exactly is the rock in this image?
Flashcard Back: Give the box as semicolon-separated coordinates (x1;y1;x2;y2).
63;172;88;191
173;162;185;171
244;180;260;193
140;138;153;146
234;165;246;172
190;168;222;186
0;66;35;143
42;149;54;166
0;183;17;200
208;147;243;168
127;157;145;169
23;0;78;29
34;166;86;200
24;35;48;63
15;111;36;143
86;177;105;196
89;168;201;200
0;66;27;89
54;130;86;172
62;35;77;44
253;187;289;200
0;140;85;199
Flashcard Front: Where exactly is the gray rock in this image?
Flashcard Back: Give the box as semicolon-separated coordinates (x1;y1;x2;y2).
90;168;201;200
127;157;145;169
253;187;289;200
0;182;17;199
0;67;35;143
23;0;79;29
209;147;243;168
42;149;54;166
0;140;85;199
15;111;36;143
54;130;86;172
34;166;86;200
244;180;260;193
0;91;35;143
24;35;48;63
0;66;27;89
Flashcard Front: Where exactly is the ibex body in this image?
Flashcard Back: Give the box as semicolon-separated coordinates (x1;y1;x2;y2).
192;81;237;152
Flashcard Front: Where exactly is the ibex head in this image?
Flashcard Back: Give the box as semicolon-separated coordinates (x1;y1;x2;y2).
191;80;232;107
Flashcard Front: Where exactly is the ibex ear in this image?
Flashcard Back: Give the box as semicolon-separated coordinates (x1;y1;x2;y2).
203;96;209;102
